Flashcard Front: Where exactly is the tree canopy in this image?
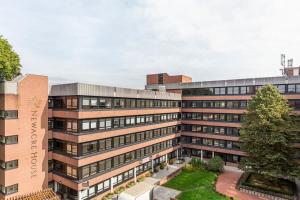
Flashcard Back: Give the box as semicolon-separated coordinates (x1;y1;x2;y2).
239;84;300;179
0;36;21;81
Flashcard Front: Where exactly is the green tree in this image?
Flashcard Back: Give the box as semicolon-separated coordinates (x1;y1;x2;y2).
207;156;224;172
239;84;300;179
0;36;21;81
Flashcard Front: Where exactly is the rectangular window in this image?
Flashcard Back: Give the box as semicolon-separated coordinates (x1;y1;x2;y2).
82;166;90;178
277;85;286;93
0;110;18;119
105;118;112;129
82;121;90;131
0;135;18;144
5;184;18;195
288;84;296;93
0;160;18;170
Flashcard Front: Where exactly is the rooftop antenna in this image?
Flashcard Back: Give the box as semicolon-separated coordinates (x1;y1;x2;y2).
288;58;293;67
280;54;286;75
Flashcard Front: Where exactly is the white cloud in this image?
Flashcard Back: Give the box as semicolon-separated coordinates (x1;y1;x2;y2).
0;0;300;88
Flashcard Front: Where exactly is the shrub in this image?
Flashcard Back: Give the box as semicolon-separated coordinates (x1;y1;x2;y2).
169;159;174;165
126;181;135;188
154;166;160;173
207;156;224;172
160;162;166;169
114;186;125;194
137;176;145;182
145;171;152;177
190;157;204;168
102;192;114;200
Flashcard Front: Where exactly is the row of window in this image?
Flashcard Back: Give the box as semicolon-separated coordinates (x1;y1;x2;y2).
181;136;240;150
182;124;240;136
182;113;243;122
77;154;174;200
184;148;241;163
80;162;152;199
182;84;300;96
53;138;179;180
182;100;247;109
48;96;180;110
0;184;18;195
50;113;179;133
182;100;300;110
0;160;18;170
53;126;179;157
0;110;18;119
0;135;18;144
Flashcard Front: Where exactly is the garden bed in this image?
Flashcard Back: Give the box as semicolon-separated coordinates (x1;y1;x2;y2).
237;172;297;200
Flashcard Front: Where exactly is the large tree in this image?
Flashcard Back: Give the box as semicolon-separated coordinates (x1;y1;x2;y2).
239;84;300;179
0;36;21;81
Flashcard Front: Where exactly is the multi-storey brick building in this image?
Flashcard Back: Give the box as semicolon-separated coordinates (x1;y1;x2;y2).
146;72;300;166
0;71;299;200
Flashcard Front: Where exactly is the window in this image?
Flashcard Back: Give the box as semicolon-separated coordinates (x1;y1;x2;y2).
90;163;97;175
66;97;78;109
89;186;95;196
0;110;18;119
97;182;104;192
82;142;97;155
0;135;18;144
82;166;90;178
240;87;247;94
105;118;112;129
67;165;77;178
81;121;90;131
4;184;18;195
288;84;296;93
82;98;90;109
0;160;18;170
99;119;105;130
67;143;78;156
227;87;233;95
233;87;239;94
296;84;300;93
277;85;286;93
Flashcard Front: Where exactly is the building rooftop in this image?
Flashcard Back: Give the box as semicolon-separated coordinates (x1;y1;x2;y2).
146;75;300;90
49;82;182;100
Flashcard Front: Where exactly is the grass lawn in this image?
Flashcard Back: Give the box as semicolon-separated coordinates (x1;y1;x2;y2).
163;166;228;200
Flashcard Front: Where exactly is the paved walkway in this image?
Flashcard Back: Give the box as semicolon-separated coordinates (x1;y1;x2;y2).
216;166;267;200
153;186;181;200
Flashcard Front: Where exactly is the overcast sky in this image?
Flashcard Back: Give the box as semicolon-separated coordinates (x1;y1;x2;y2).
1;0;300;88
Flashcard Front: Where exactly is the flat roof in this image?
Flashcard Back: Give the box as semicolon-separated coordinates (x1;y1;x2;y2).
49;83;181;100
146;75;300;90
120;182;154;197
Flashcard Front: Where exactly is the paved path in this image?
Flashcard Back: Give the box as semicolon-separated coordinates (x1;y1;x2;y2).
153;186;181;200
216;167;267;200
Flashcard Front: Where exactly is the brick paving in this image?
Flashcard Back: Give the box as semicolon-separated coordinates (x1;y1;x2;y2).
216;167;267;200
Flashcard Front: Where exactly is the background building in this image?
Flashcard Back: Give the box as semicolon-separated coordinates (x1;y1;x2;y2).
146;72;300;166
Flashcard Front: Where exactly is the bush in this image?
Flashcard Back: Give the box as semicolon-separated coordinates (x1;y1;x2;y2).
126;181;135;188
145;171;152;177
160;162;166;169
154;166;160;173
190;157;205;168
169;159;174;165
137;176;145;182
114;186;125;194
207;156;224;172
102;192;114;200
